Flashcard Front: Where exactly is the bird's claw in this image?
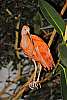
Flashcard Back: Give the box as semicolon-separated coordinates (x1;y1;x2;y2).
29;81;41;89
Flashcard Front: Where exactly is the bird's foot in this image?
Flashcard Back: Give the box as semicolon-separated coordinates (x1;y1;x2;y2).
29;80;41;89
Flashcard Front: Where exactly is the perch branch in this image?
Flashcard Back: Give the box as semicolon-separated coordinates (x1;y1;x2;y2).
60;0;67;16
15;16;21;59
12;59;60;100
12;71;35;100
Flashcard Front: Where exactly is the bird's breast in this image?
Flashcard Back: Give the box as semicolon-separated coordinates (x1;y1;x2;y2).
20;35;34;58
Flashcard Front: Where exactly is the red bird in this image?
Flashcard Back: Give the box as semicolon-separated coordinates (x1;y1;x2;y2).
20;25;55;89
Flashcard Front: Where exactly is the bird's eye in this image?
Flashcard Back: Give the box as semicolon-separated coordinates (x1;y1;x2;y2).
25;28;27;31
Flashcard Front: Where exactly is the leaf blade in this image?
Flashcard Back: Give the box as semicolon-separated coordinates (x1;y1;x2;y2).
61;66;67;100
39;0;65;36
59;44;67;66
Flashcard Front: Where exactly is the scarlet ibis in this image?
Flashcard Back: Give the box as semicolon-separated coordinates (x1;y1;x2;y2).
20;25;55;89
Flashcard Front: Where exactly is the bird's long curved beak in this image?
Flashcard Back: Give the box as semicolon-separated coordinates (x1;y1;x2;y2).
26;30;32;40
27;30;30;36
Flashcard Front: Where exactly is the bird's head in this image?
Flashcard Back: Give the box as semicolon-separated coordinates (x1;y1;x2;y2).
21;25;30;36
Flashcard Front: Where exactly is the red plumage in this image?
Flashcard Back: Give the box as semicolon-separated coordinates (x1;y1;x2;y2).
20;25;55;70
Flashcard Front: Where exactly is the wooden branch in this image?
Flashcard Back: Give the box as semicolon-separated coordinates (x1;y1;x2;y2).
12;59;60;100
6;8;13;17
48;29;56;47
15;18;21;59
12;71;35;100
6;8;21;20
60;0;67;16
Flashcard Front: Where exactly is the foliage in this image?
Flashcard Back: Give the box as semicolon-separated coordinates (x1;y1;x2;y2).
33;11;42;34
39;0;67;100
0;0;67;99
39;0;65;37
61;66;67;100
59;44;67;67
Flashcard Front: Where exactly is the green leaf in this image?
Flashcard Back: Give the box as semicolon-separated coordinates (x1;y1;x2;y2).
64;25;67;42
33;11;42;34
60;64;67;84
59;44;67;67
63;67;67;85
60;66;67;100
39;0;65;36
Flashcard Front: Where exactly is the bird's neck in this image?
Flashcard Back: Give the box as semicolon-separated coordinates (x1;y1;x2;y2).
21;34;31;48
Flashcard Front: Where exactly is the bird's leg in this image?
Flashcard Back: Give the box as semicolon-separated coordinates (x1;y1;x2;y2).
29;59;38;89
36;63;42;88
37;63;42;82
29;61;42;89
32;59;37;81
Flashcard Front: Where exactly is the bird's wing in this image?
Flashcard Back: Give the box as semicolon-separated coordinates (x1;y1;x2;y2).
31;35;54;70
